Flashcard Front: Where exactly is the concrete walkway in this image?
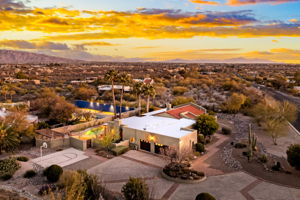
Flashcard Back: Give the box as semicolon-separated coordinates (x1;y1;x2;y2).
191;134;229;176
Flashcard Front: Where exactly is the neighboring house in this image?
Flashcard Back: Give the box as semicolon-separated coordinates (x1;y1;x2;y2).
4;77;40;85
148;103;207;120
133;78;154;85
71;80;95;84
98;85;131;92
0;108;38;123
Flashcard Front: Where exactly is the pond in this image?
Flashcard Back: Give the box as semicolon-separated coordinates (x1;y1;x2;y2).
74;100;134;113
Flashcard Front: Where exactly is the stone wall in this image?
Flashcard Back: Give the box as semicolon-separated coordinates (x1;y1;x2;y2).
53;116;114;134
70;137;87;151
36;136;70;149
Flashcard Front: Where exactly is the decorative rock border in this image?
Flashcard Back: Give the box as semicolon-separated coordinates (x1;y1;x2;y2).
0;184;41;200
161;171;206;184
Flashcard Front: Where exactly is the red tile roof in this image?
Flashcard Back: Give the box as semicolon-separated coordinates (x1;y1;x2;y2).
158;104;205;119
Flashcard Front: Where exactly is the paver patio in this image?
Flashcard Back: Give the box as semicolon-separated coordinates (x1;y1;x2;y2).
87;150;300;200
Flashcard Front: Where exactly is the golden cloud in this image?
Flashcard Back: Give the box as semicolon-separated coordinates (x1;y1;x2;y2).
189;0;220;5
0;7;299;42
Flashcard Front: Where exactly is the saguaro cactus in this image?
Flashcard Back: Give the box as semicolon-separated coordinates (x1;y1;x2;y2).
248;123;257;161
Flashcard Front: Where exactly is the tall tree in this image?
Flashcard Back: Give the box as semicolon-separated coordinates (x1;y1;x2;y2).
94;129;120;152
133;82;144;115
0;85;9;100
104;70;118;118
74;86;98;100
118;72;131;118
252;97;297;145
33;88;76;124
193;114;219;142
142;84;156;113
222;93;246;113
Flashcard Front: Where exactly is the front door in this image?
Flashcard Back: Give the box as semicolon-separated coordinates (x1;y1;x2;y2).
140;140;151;152
87;139;92;148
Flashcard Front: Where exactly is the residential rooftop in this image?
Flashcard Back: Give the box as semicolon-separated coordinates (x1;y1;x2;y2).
121;116;195;139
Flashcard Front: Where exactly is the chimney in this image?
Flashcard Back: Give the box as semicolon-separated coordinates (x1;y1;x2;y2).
166;103;172;111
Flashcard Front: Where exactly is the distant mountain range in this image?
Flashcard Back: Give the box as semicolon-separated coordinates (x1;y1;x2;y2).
164;57;276;64
0;50;82;64
0;49;277;64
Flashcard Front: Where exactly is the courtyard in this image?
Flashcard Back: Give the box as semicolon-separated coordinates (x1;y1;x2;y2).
85;150;300;200
2;141;300;200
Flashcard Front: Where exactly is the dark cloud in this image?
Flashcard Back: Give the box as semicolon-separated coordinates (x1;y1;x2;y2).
38;42;69;50
227;0;297;5
42;18;70;25
0;40;70;50
135;8;257;25
0;0;27;10
38;49;147;62
0;40;35;49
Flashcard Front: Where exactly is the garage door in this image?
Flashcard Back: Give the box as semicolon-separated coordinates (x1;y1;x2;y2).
140;140;151;152
155;144;169;154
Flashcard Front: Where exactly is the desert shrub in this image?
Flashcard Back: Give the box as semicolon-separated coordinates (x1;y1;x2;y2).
194;151;201;157
172;96;195;107
163;162;204;180
58;170;87;200
173;86;188;95
272;162;281;171
258;154;268;163
1;173;13;180
78;170;102;200
44;165;63;182
121;177;149;200
242;151;250;157
58;170;102;200
207;110;216;116
36;121;51;129
222;127;231;135
16;156;29;162
111;146;129;156
197;134;205;144
195;192;216;200
195;143;205;153
234;143;247;149
24;170;37;178
0;157;20;180
38;184;57;196
287;144;300;170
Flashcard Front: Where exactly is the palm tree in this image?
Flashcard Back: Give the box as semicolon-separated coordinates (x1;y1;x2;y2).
104;70;118;118
118;73;131;118
0;85;9;101
8;89;16;101
0;121;20;154
142;84;156;113
133;82;144;115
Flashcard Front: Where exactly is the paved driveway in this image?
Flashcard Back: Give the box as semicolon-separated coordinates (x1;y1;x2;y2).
87;150;300;200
